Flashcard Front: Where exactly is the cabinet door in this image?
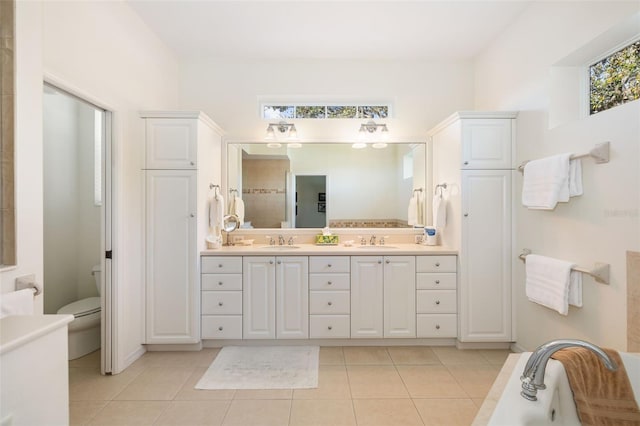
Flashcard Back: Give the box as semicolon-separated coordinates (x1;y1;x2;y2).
383;256;416;338
460;170;512;342
145;170;198;343
243;257;276;339
276;257;309;339
351;257;383;338
461;119;512;169
145;118;197;169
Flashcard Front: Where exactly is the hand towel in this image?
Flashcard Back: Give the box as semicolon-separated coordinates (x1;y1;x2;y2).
0;289;35;319
432;193;447;230
522;153;572;209
407;194;418;226
233;196;245;225
552;347;640;425
525;254;580;315
209;193;225;238
568;270;583;308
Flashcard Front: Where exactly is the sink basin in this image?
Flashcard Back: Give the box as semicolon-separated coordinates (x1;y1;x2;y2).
356;245;398;249
262;245;301;250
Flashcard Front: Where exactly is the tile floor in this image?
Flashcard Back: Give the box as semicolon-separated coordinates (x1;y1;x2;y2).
69;346;509;426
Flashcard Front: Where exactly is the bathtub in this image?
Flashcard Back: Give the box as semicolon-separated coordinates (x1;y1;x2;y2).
486;351;640;425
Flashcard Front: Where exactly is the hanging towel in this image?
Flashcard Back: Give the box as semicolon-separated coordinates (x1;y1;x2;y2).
522;153;572;210
233;196;245;225
408;192;423;226
525;254;582;315
0;289;35;319
209;193;225;238
432;193;447;230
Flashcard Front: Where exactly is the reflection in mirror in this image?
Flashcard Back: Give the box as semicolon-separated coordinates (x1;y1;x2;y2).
227;143;426;229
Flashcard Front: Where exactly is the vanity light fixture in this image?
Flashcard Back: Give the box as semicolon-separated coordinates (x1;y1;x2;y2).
358;120;389;136
265;121;298;141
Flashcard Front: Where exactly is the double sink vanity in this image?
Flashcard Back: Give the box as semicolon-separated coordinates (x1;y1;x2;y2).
199;242;458;344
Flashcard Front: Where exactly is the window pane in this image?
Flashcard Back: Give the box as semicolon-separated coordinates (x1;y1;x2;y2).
359;106;389;119
296;106;326;119
327;106;357;118
264;105;295;119
590;41;640;114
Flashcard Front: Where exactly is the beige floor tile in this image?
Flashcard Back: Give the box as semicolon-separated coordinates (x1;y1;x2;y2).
88;401;168;426
69;364;146;401
472;398;485;408
352;399;423;426
432;347;488;365
319;346;345;365
343;346;392;365
174;367;236;401
114;366;195;401
294;365;350;400
289;399;356;426
221;399;291;426
414;398;478;426
387;346;440;365
132;349;220;368
70;350;101;369
478;349;512;365
233;389;293;399
154;400;230;426
347;365;409;398
396;365;467;398
446;364;501;399
70;401;107;426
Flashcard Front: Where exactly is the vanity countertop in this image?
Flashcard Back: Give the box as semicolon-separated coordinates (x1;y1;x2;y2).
0;314;74;355
201;243;458;256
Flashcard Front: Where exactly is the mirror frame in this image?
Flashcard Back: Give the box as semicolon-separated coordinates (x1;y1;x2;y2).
222;140;431;234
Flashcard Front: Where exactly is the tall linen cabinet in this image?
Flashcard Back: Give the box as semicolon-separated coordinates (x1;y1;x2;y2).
429;111;517;344
142;111;223;344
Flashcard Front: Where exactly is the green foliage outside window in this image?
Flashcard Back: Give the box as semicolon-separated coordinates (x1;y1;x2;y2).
590;41;640;114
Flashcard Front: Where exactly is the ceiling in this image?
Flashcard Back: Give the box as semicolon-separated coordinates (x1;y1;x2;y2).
128;0;532;61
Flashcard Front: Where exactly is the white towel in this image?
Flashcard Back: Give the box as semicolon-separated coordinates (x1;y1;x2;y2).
230;196;245;225
209;193;225;238
522;153;571;209
408;192;423;226
432;193;447;230
525;254;582;315
0;289;35;319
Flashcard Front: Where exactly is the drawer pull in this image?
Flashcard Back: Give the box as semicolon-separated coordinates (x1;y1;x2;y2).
435;280;440;284
218;326;223;331
435;324;441;330
327;264;332;268
435;262;440;267
327;281;332;285
218;302;223;306
378;260;382;264
277;260;282;264
463;161;469;165
218;264;223;268
435;300;440;305
327;301;332;306
327;326;333;330
385;260;390;264
270;260;274;264
190;161;195;166
218;281;223;286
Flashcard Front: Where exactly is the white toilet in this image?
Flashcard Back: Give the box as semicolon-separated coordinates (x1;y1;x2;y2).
57;265;101;360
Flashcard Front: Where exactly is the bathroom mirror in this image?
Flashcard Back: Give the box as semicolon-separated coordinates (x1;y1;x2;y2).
226;142;427;229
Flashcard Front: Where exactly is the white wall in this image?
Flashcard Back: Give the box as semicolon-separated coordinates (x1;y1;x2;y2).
475;1;640;351
179;59;475;142
1;0;181;373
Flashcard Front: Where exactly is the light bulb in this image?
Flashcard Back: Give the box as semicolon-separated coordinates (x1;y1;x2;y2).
267;142;282;148
265;125;275;141
352;142;367;149
372;142;387;149
287;124;298;141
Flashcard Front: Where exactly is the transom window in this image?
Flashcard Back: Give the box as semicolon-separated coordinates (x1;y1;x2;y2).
589;40;640;115
263;104;390;120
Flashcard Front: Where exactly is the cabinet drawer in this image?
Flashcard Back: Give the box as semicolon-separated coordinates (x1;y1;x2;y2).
202;291;242;315
309;315;350;338
201;256;243;274
201;274;242;291
202;315;242;339
309;273;350;290
417;314;457;338
309;291;350;315
309;256;350;273
416;256;457;273
416;273;457;290
417;290;457;313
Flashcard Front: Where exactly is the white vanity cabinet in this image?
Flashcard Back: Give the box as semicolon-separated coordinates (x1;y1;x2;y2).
142;111;223;345
201;256;243;339
351;256;416;339
242;256;309;339
309;256;351;338
416;256;458;338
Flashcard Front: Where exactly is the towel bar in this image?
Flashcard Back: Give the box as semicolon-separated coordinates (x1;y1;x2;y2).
434;183;447;195
517;142;610;173
519;249;610;285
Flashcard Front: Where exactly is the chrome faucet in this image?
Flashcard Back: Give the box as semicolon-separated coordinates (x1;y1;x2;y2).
278;235;285;246
520;339;617;401
370;235;376;245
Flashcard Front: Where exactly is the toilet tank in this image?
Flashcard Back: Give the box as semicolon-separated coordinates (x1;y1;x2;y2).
91;265;101;295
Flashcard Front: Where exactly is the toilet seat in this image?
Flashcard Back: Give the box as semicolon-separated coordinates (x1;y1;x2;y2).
57;297;101;332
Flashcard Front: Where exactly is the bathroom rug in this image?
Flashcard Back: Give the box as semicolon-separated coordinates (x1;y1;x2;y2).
195;345;319;389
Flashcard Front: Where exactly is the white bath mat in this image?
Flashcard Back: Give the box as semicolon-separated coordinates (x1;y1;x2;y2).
195;346;319;390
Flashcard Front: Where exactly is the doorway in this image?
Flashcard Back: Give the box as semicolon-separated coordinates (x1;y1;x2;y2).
42;83;113;374
294;175;327;228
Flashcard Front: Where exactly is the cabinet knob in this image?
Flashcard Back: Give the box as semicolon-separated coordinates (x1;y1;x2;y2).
218;326;223;331
463;161;469;165
385;260;390;264
328;301;332;306
218;264;223;268
327;281;332;285
464;213;469;217
190;213;195;218
435;324;441;330
277;260;282;264
327;264;332;268
269;260;274;264
218;281;223;286
218;302;223;306
435;262;440;267
327;326;332;330
190;161;195;166
378;260;382;264
435;280;440;284
435;300;440;305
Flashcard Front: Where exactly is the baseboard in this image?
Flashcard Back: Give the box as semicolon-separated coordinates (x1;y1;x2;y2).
510;342;528;353
201;338;457;348
455;341;513;350
145;342;203;351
